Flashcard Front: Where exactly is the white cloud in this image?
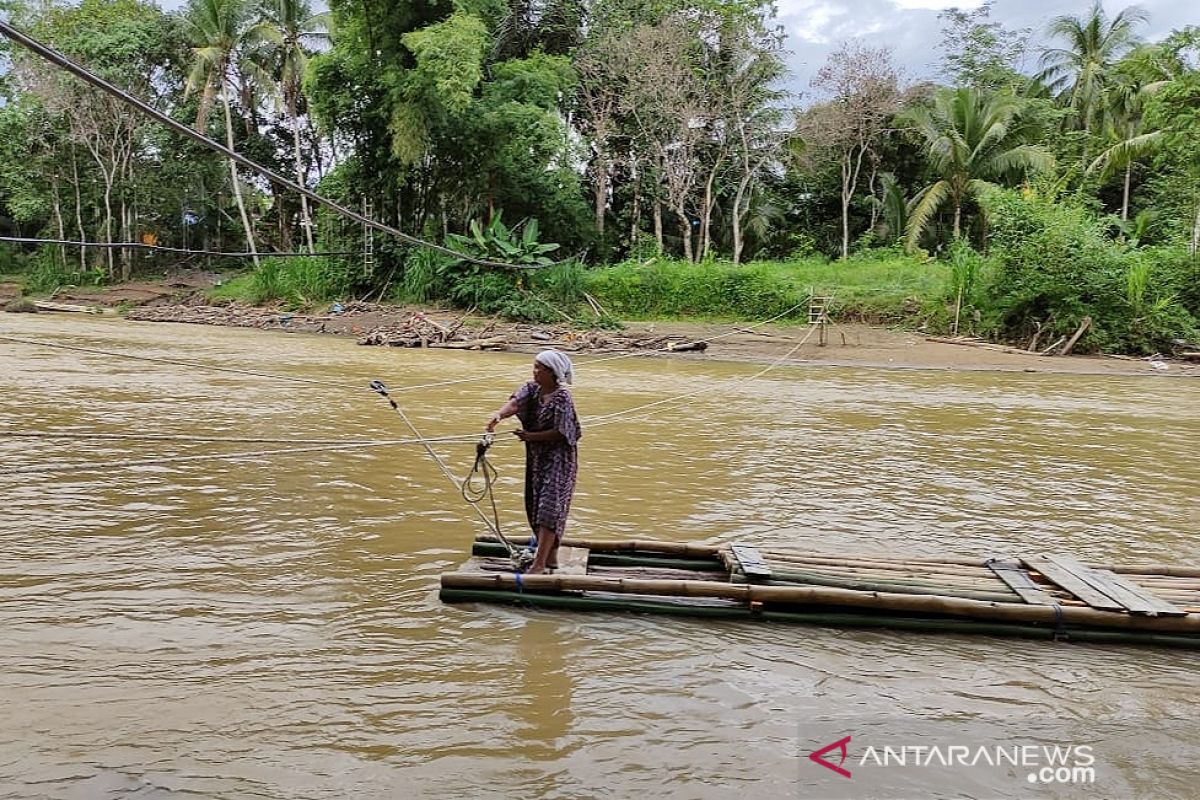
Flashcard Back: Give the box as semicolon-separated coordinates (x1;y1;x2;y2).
779;0;850;45
891;0;983;10
775;0;1198;100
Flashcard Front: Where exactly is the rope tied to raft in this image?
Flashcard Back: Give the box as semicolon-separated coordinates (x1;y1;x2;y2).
461;433;531;570
1051;602;1068;642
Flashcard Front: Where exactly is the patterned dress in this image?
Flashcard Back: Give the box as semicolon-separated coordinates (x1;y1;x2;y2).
511;381;581;540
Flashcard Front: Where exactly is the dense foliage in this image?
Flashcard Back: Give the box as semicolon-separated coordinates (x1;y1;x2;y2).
1;0;1198;352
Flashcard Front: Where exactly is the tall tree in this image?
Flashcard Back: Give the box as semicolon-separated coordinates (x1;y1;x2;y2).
1038;1;1148;161
182;0;266;267
803;42;901;261
938;0;1030;91
1144;65;1200;254
718;11;787;264
616;16;710;261
254;0;329;253
14;0;178;279
902;87;1054;250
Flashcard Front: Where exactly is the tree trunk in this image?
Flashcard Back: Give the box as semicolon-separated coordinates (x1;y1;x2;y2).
840;152;853;261
51;176;66;268
101;174;114;278
71;150;85;271
1121;162;1132;223
732;173;752;266
1191;194;1200;257
629;154;640;249
867;165;879;234
653;202;663;255
677;210;693;262
953;201;962;240
120;195;130;281
222;87;260;268
593;156;607;238
699;158;720;260
289;91;315;254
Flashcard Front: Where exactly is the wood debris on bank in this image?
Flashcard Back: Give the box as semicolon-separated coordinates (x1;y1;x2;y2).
122;300;714;355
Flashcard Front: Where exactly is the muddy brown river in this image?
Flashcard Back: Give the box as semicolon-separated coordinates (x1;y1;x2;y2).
1;315;1198;799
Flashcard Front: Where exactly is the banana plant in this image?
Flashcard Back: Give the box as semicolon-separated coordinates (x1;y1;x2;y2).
446;212;560;266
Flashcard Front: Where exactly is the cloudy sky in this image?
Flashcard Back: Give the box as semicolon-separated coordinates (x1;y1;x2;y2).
781;0;1196;101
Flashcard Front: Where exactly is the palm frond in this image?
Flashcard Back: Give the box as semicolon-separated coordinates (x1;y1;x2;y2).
905;180;952;252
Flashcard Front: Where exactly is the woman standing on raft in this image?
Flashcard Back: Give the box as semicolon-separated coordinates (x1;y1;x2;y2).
486;350;582;574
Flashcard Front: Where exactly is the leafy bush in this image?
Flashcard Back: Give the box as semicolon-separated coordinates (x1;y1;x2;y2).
977;187;1198;353
21;251;106;294
212;257;342;307
393;213;569;321
585;252;943;322
0;243;30;273
446;214;559;266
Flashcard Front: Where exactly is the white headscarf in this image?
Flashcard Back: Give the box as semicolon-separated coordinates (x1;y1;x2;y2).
535;349;574;386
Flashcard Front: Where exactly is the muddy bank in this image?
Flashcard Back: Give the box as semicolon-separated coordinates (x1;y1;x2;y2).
8;273;1199;378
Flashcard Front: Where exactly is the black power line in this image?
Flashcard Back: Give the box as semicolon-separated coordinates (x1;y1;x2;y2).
0;235;355;258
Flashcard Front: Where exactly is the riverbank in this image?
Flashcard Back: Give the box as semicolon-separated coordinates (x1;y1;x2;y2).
3;273;1197;378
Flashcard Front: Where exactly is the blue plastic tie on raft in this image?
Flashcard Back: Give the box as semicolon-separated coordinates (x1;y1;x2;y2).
514;571;524;593
1052;603;1067;641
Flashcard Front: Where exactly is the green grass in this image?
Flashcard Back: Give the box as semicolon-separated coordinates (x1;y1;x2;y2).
205;258;341;307
584;252;949;323
206;272;257;303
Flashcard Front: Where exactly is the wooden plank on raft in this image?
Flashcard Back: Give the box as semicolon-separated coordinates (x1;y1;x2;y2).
1044;554;1186;616
555;547;589;576
1021;555;1125;612
1094;570;1186;617
730;544;773;580
1043;557;1187;615
987;560;1059;606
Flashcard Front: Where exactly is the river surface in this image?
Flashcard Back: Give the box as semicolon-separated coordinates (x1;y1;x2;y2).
1;315;1198;800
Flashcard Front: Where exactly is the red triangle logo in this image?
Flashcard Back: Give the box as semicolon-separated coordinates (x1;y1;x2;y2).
809;735;852;779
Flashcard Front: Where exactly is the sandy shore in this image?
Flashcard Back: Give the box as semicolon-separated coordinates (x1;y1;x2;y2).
3;274;1197;378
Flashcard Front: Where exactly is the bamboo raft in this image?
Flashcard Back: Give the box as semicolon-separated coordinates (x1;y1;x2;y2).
439;535;1200;648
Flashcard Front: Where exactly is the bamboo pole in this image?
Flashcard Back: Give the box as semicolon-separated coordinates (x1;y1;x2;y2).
753;568;1017;599
738;572;1020;604
756;559;1011;587
473;533;723;558
470;542;721;572
762;554;997;576
745;561;1013;589
1083;564;1200;578
438;572;1200;633
438;588;1200;649
758;550;994;570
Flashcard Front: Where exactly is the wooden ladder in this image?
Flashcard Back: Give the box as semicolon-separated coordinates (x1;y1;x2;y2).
362;198;376;280
809;293;831;347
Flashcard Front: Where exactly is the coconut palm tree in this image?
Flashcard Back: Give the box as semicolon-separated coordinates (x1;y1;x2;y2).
1038;2;1147;149
1087;44;1183;222
253;0;329;253
902;87;1054;250
182;0;265;267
